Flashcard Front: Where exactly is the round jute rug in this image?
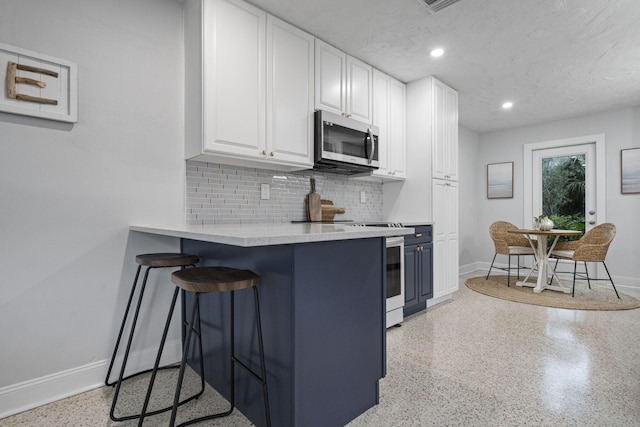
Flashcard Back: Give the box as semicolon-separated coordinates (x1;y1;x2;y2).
466;276;640;311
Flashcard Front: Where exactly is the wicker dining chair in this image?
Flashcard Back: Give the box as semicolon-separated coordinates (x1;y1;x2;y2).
549;223;619;298
486;221;536;286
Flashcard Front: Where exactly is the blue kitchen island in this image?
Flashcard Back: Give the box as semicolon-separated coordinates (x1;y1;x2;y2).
131;223;413;427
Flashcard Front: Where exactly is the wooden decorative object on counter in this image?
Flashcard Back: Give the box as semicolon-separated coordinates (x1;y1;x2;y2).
306;178;322;222
320;200;346;222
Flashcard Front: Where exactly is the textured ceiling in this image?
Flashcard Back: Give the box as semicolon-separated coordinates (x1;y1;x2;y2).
249;0;640;133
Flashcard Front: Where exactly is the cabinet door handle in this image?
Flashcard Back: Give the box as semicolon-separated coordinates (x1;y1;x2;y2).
415;233;422;237
261;150;266;156
269;152;274;157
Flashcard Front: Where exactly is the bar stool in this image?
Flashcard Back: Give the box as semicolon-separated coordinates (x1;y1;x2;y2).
138;266;271;427
106;253;201;422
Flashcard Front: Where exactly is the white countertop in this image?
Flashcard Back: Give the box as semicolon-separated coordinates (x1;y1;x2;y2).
131;223;414;247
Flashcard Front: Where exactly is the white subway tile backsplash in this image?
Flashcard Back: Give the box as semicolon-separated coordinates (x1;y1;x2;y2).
185;161;384;225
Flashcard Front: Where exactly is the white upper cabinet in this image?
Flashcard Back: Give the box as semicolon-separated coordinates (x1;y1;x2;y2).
388;77;407;178
315;40;345;115
372;70;406;180
431;78;458;181
266;15;315;166
185;0;313;170
203;0;265;158
346;56;373;123
315;39;372;124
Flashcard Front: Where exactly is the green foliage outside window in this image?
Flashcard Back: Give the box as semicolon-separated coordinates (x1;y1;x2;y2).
542;155;586;242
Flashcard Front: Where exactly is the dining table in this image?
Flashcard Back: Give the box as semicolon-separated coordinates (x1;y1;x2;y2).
507;228;583;293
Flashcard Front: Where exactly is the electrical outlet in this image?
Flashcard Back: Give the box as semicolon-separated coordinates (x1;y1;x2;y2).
261;183;270;200
360;191;366;203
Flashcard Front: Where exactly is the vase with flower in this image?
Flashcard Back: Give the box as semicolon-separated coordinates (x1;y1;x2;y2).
534;215;554;231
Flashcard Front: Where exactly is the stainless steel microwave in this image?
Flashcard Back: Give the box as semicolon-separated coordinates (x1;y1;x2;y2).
313;110;379;175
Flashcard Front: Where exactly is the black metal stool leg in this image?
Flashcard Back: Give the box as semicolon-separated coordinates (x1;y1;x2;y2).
136;287;205;426
168;293;202;427
229;290;237;412
253;286;271;427
138;286;179;424
106;265;143;386
110;266;153;421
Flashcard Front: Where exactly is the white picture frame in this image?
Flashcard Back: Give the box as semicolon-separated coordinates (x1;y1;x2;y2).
0;42;77;123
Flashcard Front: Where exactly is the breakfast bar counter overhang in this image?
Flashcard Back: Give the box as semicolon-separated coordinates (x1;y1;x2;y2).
131;224;413;427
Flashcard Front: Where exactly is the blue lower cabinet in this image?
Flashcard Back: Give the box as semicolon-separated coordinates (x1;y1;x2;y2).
403;225;433;317
181;237;386;427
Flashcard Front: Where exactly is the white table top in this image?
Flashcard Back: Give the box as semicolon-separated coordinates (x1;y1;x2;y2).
508;229;583;236
131;223;414;247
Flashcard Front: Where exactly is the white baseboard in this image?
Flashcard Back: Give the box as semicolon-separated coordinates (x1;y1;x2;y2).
0;339;182;420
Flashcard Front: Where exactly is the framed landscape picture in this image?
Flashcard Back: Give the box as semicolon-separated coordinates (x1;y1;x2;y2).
487;162;513;199
621;148;640;194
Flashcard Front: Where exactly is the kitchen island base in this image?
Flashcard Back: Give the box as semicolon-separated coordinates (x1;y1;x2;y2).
180;236;386;427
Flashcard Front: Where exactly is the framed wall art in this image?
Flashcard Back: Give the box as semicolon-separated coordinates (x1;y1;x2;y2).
621;148;640;194
1;42;77;123
487;161;513;199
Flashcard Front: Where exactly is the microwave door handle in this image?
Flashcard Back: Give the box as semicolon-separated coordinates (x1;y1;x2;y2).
367;128;375;164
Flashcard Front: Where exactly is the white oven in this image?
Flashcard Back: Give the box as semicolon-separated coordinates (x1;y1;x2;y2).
385;236;405;328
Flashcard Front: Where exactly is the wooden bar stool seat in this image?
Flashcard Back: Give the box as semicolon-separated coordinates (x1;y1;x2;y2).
106;253;200;422
139;266;271;427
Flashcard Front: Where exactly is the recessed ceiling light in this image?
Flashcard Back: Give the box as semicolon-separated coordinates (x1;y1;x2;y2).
430;48;444;58
502;101;513;109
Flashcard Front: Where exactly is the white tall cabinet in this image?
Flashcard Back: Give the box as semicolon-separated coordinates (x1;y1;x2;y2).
431;78;459;299
184;0;314;170
383;75;458;303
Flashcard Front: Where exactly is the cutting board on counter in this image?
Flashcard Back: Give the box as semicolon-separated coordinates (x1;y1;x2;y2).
306;178;322;222
320;200;346;222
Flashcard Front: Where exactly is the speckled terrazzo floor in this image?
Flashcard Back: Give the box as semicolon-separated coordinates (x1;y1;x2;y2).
2;274;640;427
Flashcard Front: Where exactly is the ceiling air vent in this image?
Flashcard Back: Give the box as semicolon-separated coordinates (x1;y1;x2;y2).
416;0;463;14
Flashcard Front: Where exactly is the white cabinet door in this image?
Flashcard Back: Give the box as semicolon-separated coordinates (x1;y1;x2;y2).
388;78;406;179
346;56;373;123
372;70;390;175
372;70;406;180
431;78;458;181
266;15;314;167
432;179;459;299
203;0;266;157
315;40;345;116
444;85;458;181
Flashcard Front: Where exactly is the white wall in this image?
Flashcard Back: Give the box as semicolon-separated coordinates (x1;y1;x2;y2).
472;107;640;286
458;126;480;271
0;0;185;416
